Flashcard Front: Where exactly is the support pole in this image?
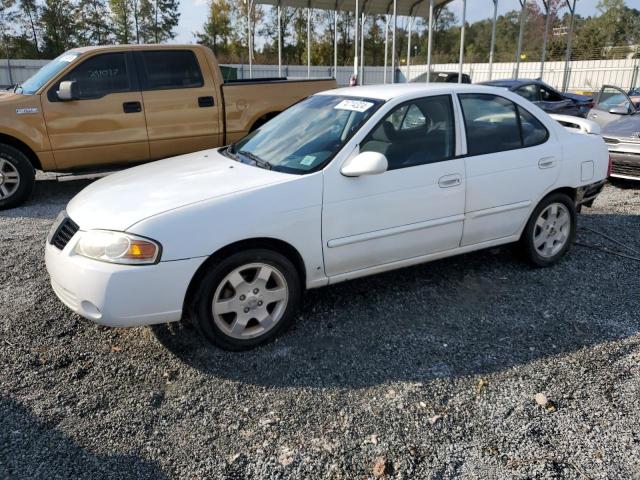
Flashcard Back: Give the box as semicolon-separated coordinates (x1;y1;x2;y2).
359;12;365;83
458;0;466;83
307;6;311;78
333;3;338;78
277;3;282;77
514;0;526;79
246;0;254;78
391;0;396;83
406;17;413;82
426;0;434;82
383;14;389;83
354;0;359;78
562;0;576;92
540;0;550;79
488;0;498;80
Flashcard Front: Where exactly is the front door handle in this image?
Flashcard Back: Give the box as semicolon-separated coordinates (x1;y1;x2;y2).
123;101;142;113
438;174;461;188
538;157;556;169
198;96;215;107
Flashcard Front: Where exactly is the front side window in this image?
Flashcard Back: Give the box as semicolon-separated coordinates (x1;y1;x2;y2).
136;50;204;90
53;53;131;100
598;86;632;112
229;95;382;174
459;93;548;155
360;95;455;170
515;84;539;102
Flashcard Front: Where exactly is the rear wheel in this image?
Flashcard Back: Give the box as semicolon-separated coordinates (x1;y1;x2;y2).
520;193;576;267
0;144;35;210
193;249;301;350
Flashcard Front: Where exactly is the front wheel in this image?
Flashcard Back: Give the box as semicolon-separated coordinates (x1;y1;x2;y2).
0;144;35;210
193;249;302;350
519;193;577;267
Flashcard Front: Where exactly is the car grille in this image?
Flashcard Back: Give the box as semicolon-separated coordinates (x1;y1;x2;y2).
50;217;80;250
610;152;640;179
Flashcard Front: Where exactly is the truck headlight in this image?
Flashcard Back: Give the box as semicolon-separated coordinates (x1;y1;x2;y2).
74;230;161;265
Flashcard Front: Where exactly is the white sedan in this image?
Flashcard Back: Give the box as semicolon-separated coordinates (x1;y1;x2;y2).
46;84;608;350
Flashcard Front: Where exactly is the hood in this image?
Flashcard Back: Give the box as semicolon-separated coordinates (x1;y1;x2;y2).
563;92;592;103
67;149;293;231
602;114;640;141
0;91;20;102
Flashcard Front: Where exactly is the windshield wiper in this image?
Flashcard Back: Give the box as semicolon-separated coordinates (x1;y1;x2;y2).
237;150;273;170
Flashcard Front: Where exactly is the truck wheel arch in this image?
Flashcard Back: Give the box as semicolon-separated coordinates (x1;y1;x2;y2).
0;134;42;171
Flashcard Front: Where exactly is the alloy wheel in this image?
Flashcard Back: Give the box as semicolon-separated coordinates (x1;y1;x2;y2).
533;202;571;258
0;158;20;199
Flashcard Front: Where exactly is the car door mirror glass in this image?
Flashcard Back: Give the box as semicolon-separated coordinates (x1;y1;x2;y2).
341;151;388;177
57;80;78;101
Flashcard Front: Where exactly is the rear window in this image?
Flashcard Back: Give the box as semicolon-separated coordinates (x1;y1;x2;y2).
136;50;204;90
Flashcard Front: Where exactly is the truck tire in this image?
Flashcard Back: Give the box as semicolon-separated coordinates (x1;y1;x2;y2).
193;249;302;351
0;144;35;210
519;192;577;267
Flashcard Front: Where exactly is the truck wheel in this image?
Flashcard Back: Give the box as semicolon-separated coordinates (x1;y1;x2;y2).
519;192;576;267
0;144;35;210
193;249;302;351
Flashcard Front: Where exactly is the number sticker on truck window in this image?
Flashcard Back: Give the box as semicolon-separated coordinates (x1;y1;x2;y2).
334;99;374;112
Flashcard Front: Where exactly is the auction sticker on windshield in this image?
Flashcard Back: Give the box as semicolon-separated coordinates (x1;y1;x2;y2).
334;99;374;112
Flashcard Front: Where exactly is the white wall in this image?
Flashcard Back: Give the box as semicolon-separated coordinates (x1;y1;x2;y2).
3;58;639;93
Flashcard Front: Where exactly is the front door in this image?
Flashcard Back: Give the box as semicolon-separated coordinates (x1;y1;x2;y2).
457;93;559;246
42;51;149;170
587;85;637;128
134;49;222;160
322;94;465;277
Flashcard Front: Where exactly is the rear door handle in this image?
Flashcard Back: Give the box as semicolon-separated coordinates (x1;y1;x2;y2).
438;174;461;188
198;96;215;107
538;157;556;169
123;101;142;113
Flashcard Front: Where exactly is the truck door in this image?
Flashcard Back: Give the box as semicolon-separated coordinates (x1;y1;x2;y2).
134;49;222;160
42;51;149;170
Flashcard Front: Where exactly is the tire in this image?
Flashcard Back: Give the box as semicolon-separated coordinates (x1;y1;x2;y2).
519;192;577;267
0;144;35;210
192;249;302;351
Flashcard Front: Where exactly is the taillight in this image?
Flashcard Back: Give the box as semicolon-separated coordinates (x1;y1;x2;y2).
607;154;612;177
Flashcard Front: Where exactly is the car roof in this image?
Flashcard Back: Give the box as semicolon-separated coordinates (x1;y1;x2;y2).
318;82;485;101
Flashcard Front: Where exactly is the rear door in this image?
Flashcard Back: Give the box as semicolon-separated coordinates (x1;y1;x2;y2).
42;51;149;170
134;49;222;159
587;85;636;128
458;93;558;246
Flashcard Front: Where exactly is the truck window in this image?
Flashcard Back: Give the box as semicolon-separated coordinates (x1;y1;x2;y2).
136;51;204;91
52;53;133;100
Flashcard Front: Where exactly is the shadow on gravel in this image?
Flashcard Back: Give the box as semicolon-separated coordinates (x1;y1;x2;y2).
153;213;640;389
0;178;93;220
0;395;166;480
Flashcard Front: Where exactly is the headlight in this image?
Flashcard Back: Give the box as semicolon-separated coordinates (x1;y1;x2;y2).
74;230;161;265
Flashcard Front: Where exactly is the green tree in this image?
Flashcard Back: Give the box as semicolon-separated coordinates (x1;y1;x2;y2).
40;0;76;56
109;0;133;43
76;0;112;45
196;0;232;55
18;0;40;57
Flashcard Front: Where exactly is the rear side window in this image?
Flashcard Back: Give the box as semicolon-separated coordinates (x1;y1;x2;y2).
515;84;538;102
459;93;548;156
136;50;204;90
55;52;132;100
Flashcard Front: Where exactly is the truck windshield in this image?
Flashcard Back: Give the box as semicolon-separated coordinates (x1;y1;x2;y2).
18;51;81;95
229;94;383;174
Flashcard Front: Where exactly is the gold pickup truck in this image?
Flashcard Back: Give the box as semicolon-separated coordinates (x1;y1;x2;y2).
0;44;336;209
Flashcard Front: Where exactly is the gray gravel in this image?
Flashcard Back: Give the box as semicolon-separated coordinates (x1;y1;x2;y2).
1;176;639;479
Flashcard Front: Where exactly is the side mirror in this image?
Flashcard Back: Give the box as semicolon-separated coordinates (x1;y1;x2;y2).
341;151;388;177
57;80;78;101
609;105;629;115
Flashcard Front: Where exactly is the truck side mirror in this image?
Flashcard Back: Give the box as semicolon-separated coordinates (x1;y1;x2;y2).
57;80;78;101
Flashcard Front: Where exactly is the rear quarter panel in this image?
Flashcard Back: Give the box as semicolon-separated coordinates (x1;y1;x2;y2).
222;79;337;143
555;128;609;187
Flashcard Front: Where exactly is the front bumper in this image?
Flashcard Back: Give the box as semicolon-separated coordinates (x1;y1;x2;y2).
609;151;640;180
45;240;205;328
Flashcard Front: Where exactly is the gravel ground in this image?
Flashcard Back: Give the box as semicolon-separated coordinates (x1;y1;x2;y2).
1;176;639;480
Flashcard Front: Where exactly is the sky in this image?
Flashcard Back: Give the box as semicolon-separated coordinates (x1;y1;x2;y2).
174;0;602;44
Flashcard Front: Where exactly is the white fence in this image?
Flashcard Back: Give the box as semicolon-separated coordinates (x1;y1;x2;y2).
3;57;639;93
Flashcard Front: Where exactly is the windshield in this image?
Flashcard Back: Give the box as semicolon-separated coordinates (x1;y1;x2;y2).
18;51;81;95
229;95;383;174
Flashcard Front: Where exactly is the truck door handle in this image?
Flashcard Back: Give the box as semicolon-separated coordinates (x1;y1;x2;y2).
438;174;461;188
198;96;215;107
123;101;142;113
538;157;556;169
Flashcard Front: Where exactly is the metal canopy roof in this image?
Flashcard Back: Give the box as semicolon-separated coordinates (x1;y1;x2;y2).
256;0;453;18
